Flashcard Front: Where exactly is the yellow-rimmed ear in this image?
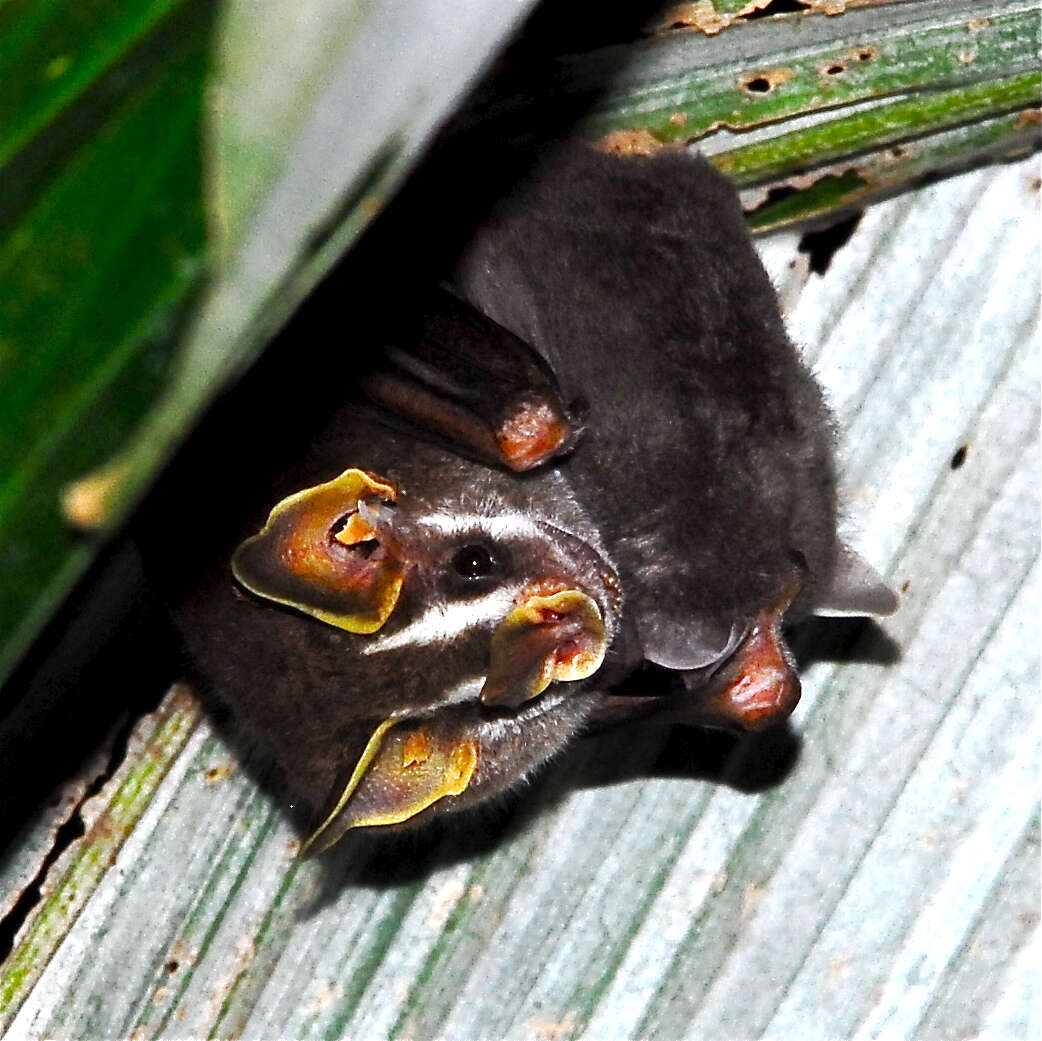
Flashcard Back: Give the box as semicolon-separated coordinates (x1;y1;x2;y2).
302;719;479;854
232;468;403;633
480;589;607;708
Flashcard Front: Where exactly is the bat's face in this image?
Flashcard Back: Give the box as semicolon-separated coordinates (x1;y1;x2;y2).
203;414;625;851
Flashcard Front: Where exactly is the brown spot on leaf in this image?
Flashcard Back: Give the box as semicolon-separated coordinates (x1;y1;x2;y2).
967;17;991;33
741;882;765;919
741;67;794;93
919;829;941;850
427;877;467;929
652;0;783;35
61;458;133;531
594;129;666;156
203;760;236;786
309;983;344;1012
526;1014;577;1040
805;0;846;13
828;957;851;982
654;1;730;35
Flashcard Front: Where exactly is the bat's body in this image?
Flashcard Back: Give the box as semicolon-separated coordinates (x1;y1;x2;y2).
453;147;838;671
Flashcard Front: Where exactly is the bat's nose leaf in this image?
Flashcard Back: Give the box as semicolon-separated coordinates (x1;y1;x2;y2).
232;468;404;633
481;589;607;709
302;719;479;853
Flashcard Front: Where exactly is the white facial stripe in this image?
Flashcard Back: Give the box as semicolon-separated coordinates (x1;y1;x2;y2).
442;675;486;704
416;511;547;542
361;585;521;655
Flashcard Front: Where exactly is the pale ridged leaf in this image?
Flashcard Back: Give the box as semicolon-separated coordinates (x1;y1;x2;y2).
3;156;1036;1040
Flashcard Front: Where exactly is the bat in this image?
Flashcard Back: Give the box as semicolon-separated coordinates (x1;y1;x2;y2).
162;145;896;852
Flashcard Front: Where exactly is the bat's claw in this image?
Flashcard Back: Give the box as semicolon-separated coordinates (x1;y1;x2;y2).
691;611;800;731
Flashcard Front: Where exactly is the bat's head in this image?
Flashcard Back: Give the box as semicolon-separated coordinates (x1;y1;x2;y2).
211;414;624;851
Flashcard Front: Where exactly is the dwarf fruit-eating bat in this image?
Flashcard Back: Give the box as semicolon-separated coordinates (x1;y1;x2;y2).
166;146;896;850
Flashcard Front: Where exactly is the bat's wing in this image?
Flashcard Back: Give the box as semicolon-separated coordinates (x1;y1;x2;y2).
361;287;583;472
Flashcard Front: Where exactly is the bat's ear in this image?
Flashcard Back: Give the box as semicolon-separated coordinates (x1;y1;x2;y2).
815;542;899;617
232;468;405;633
480;589;608;708
638;611;743;673
302;718;479;853
361;289;582;473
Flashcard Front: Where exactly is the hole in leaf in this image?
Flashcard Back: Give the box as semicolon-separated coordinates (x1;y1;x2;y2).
743;77;771;93
744;0;808;18
797;211;863;275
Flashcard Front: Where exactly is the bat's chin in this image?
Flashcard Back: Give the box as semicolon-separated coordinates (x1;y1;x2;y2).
304;684;598;853
470;684;597;786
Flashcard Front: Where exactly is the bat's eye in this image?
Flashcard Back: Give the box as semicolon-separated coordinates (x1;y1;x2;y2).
451;543;499;580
